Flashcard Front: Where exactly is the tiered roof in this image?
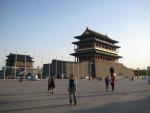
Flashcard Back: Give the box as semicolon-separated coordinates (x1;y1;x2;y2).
74;27;119;43
73;37;120;48
7;53;34;62
71;49;122;58
71;28;122;58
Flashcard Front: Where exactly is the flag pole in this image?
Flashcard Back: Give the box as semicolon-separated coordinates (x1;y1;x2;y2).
78;57;79;79
55;56;57;78
14;50;17;80
32;51;35;76
83;59;84;79
49;55;51;77
4;49;6;80
41;53;43;80
73;57;74;76
68;57;69;78
24;51;26;80
62;56;63;79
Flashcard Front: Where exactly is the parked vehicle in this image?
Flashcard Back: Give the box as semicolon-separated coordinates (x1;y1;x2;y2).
28;75;39;81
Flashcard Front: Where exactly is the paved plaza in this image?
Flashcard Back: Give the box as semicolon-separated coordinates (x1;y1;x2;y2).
0;78;150;113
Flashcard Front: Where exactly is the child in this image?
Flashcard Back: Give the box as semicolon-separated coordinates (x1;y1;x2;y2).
48;76;55;94
68;74;77;105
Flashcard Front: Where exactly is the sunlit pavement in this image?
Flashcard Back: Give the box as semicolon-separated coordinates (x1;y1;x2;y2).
0;78;150;113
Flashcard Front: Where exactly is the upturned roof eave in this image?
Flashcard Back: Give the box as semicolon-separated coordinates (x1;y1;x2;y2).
74;28;119;43
70;49;122;58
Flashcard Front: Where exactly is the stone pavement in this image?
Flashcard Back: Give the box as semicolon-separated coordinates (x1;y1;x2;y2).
0;78;150;113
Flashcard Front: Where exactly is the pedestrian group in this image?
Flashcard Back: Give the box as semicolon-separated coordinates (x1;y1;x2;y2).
47;73;117;106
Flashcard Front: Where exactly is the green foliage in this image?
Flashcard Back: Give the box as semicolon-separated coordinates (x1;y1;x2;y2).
147;70;150;76
134;69;149;76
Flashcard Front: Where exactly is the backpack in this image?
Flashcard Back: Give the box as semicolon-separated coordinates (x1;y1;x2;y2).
69;79;76;87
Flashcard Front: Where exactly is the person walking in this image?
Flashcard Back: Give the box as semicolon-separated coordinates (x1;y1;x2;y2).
68;74;77;106
48;76;55;94
105;76;109;92
110;74;116;91
19;76;23;82
131;76;134;82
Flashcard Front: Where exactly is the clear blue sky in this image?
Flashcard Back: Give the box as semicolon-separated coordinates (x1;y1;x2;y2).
0;0;150;69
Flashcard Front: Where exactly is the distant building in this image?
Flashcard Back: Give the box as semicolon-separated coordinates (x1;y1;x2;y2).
147;66;150;70
6;53;33;69
43;59;90;79
5;53;34;78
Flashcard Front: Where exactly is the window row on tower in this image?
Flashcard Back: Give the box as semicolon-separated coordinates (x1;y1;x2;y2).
77;42;117;52
78;55;117;62
95;42;117;51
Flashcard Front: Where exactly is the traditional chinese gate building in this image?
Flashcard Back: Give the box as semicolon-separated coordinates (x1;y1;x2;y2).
71;27;133;78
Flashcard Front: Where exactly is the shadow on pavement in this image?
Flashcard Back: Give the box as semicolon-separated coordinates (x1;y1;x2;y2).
0;90;150;113
1;89;150;105
67;95;150;113
78;89;150;99
0;103;69;113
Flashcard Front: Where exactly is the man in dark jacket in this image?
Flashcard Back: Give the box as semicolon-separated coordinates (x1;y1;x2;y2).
68;74;77;105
